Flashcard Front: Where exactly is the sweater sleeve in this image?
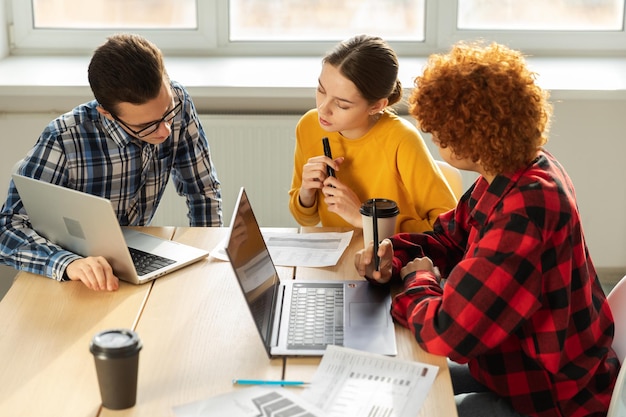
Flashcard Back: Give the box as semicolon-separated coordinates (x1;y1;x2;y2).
288;111;322;226
393;121;458;233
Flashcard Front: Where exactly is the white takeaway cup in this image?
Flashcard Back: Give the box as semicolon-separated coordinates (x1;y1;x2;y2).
359;199;399;248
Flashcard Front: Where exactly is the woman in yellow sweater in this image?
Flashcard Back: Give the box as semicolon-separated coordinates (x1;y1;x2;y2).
289;35;457;233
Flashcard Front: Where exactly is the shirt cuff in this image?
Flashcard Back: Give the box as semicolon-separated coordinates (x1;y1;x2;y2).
47;252;82;282
402;270;418;284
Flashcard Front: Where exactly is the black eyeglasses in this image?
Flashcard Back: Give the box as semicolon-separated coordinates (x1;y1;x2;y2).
112;91;183;138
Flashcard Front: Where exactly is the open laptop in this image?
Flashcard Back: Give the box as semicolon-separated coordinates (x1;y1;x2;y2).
12;174;209;285
225;187;397;357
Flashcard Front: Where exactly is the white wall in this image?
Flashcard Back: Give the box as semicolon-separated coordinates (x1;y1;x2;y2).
0;99;625;274
544;99;626;269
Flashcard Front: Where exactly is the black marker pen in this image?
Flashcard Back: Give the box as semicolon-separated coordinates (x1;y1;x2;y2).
372;199;380;271
322;137;335;178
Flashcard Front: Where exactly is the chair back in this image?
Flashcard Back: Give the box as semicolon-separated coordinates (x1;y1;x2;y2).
435;160;464;200
607;276;626;416
607;363;626;417
608;276;626;363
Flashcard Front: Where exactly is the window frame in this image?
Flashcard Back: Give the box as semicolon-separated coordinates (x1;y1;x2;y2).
7;0;626;57
437;0;626;56
7;0;218;55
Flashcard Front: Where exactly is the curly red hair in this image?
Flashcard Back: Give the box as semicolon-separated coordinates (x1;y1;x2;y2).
408;41;552;175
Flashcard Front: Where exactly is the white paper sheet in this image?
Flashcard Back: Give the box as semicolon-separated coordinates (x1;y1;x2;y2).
173;345;438;417
173;386;325;417
300;345;439;417
210;231;354;267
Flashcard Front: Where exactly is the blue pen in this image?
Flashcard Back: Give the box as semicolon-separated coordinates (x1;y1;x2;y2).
232;379;309;386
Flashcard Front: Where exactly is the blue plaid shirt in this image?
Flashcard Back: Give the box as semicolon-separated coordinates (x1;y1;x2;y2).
0;81;222;280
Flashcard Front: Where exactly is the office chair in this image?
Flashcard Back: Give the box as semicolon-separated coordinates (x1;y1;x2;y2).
608;362;626;417
608;276;626;363
435;160;464;200
607;276;626;416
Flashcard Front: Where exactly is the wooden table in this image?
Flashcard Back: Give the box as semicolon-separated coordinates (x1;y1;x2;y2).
0;227;175;417
99;227;286;417
0;226;457;417
284;227;458;417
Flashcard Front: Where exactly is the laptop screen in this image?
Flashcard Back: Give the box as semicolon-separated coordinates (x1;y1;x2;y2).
225;188;280;353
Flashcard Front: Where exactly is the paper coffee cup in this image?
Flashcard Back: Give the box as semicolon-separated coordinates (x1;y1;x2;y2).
360;199;399;248
90;328;142;410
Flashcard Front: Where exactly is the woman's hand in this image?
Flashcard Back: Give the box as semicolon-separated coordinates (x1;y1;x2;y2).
321;173;361;227
299;155;343;208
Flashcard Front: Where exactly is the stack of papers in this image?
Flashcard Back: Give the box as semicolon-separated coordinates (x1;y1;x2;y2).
173;345;438;417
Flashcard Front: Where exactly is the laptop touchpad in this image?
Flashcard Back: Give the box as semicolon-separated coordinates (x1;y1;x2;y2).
349;302;389;327
343;282;397;355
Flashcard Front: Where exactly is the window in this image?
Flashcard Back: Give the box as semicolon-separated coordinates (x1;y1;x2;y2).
9;0;216;54
448;0;626;53
7;0;626;56
31;0;197;30
458;0;624;31
229;0;426;41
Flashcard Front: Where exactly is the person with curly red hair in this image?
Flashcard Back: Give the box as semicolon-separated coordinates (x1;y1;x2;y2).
355;41;619;417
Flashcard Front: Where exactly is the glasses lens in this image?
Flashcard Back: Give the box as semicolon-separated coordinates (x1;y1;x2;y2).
166;101;182;122
136;94;182;138
137;123;160;138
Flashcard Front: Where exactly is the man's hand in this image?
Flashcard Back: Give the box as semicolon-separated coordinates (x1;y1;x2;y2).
400;257;441;283
354;238;394;284
65;257;119;291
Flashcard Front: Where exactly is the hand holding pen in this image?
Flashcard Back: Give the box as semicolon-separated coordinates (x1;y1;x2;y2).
353;238;394;285
318;137;361;227
322;137;336;179
298;138;340;208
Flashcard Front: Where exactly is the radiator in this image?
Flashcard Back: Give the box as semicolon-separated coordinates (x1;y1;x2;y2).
151;114;302;228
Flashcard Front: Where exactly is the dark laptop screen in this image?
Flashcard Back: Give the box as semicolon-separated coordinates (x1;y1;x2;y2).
225;189;280;354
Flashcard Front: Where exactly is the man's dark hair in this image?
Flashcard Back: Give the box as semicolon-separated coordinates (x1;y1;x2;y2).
88;33;166;114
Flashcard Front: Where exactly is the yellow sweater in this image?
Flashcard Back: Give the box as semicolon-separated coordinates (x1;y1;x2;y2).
289;109;457;233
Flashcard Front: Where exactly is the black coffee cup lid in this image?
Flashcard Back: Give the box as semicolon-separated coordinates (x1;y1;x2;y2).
90;328;142;358
359;199;399;218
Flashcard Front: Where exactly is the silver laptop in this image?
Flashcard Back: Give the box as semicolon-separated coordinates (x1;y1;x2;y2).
12;174;209;285
225;187;397;357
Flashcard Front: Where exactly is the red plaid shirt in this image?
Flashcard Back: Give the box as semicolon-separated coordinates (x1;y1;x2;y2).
389;150;619;417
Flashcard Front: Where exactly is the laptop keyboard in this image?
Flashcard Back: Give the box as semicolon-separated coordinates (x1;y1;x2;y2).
128;247;176;276
287;284;344;350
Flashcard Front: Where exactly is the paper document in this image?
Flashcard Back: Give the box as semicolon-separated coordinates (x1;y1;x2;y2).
301;345;439;417
263;231;353;267
173;386;325;417
211;231;354;267
173;345;438;417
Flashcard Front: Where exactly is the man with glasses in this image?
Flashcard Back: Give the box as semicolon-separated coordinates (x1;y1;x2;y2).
0;33;222;291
